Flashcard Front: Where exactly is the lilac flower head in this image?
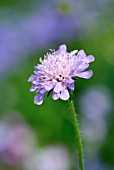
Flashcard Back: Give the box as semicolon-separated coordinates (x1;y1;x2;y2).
28;44;94;105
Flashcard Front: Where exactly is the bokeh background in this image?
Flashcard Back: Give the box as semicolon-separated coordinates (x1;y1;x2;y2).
0;0;114;170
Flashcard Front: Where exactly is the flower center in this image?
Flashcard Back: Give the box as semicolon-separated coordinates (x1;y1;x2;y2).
55;75;64;82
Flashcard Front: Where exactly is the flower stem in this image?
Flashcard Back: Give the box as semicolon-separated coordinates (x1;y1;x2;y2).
69;100;84;170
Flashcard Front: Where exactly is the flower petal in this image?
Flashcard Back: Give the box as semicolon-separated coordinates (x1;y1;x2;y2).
76;70;93;79
70;50;78;56
28;75;36;82
67;83;74;90
67;77;74;84
60;89;69;100
77;63;89;72
30;85;38;92
83;55;95;63
40;88;47;94
69;70;75;76
44;82;54;91
54;82;63;93
34;93;45;105
77;50;86;59
52;92;60;100
59;44;67;54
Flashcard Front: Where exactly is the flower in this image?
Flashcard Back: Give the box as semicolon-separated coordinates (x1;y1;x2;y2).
28;44;94;105
79;85;112;155
24;145;71;170
0;119;36;166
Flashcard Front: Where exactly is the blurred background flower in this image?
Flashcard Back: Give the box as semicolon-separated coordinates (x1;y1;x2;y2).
24;145;71;170
79;85;112;156
0;112;36;168
0;0;114;170
78;85;112;165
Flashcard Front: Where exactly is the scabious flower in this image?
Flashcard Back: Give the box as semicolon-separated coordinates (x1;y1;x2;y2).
28;44;94;105
24;145;71;170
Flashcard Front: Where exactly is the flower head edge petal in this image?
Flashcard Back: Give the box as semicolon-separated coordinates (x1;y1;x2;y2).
28;44;94;105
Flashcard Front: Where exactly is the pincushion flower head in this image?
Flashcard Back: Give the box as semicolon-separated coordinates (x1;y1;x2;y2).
28;44;94;105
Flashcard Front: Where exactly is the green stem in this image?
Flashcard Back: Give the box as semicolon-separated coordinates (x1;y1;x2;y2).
69;100;84;170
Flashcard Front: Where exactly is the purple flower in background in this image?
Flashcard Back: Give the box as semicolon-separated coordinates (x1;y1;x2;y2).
79;85;112;156
0;120;36;167
28;44;94;105
24;145;71;170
